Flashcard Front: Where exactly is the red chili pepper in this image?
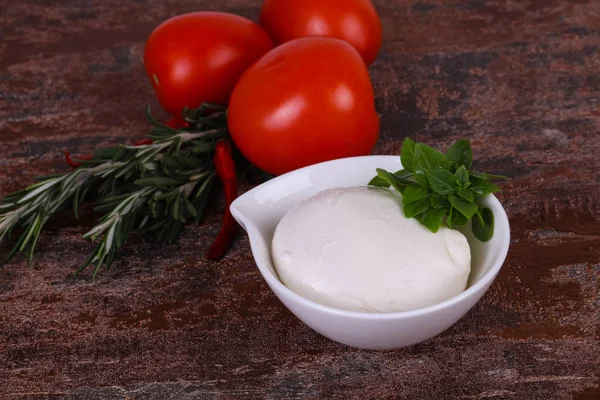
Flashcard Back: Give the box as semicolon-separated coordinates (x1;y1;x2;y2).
165;117;190;129
133;138;154;146
206;140;238;260
65;150;93;168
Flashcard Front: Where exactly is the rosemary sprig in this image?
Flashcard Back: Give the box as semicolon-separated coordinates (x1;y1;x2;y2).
0;161;124;266
0;105;226;276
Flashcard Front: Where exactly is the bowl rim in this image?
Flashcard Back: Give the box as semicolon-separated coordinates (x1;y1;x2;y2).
231;155;511;320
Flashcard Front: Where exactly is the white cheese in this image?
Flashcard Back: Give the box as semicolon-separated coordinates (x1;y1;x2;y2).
271;186;471;313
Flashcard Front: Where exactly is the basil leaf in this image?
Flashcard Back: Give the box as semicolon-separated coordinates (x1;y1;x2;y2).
457;188;474;202
449;206;468;227
469;170;486;179
430;193;450;209
414;168;429;186
415;143;450;171
403;198;430;218
375;168;408;194
402;183;429;205
446;139;472;170
415;208;447;233
470;170;508;180
470;177;500;196
474;208;484;225
368;175;390;188
426;169;457;195
368;138;503;244
449;196;478;219
455;165;470;188
472;207;494;242
369;169;412;189
393;169;414;184
400;138;417;172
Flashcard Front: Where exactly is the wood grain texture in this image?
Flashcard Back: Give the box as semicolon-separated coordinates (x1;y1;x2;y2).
1;0;599;399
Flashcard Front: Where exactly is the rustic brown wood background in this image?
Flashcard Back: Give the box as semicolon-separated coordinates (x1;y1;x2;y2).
1;0;599;399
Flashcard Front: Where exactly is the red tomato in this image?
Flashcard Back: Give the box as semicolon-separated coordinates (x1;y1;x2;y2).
260;0;382;65
144;12;273;120
228;37;380;176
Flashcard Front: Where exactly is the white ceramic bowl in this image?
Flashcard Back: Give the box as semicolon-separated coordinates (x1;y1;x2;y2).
230;156;510;350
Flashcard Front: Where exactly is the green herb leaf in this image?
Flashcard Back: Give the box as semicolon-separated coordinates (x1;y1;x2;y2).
455;165;470;188
367;169;413;188
474;208;485;225
191;141;215;154
446;139;472;170
393;169;414;184
368;176;390;188
402;183;429;205
470;177;500;196
448;206;468;228
403;198;430;218
162;155;185;169
414;168;429;186
415;143;450;171
369;137;506;243
430;193;450;209
172;153;204;169
375;168;408;194
457;188;474;202
472;207;494;242
426;169;457;195
415;208;447;233
449;196;478;219
193;175;214;223
134;176;186;189
183;195;197;218
400;138;417;172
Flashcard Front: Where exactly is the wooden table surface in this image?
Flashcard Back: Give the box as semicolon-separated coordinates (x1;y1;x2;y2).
1;0;599;399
